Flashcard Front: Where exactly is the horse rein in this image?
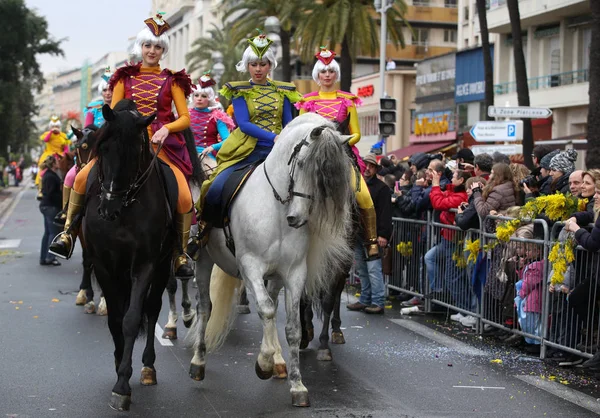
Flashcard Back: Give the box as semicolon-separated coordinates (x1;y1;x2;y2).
263;136;313;205
99;140;163;206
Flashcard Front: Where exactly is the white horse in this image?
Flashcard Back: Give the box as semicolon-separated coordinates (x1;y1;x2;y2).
187;113;355;407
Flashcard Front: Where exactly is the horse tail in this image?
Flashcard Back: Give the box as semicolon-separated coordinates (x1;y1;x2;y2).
201;265;242;353
182;128;205;186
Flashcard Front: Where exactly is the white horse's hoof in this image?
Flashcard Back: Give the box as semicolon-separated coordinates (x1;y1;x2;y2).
162;327;177;340
75;289;87;305
272;363;288;379
97;297;107;316
317;349;332;361
291;391;310;407
84;301;96;314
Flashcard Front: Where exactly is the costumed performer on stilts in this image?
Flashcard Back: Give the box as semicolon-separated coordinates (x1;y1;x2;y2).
36;116;72;198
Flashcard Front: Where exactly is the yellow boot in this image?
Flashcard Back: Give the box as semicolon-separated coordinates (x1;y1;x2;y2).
174;211;194;280
54;185;71;226
49;190;85;259
359;206;380;260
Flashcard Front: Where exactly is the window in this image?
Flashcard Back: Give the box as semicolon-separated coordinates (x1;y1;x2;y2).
463;6;469;20
474;35;479;45
445;0;457;7
464;38;469;47
413;0;430;5
444;30;457;43
412;28;429;46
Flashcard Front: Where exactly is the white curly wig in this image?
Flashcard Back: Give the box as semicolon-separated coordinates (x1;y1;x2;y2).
192;85;218;108
131;27;170;60
312;58;341;85
235;45;278;73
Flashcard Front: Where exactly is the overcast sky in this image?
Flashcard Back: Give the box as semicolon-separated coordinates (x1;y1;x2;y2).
26;0;150;75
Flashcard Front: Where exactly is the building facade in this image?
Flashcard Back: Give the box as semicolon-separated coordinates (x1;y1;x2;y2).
487;0;591;139
52;68;82;123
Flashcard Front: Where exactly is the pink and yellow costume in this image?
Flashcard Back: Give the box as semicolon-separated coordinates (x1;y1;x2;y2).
36;116;71;186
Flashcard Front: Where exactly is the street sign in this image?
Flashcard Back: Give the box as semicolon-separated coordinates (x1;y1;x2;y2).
471;144;523;156
487;106;552;119
470;120;523;142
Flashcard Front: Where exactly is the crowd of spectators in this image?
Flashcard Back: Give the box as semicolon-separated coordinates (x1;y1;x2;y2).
373;145;600;368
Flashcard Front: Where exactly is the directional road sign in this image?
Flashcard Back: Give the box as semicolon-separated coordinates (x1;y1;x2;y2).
470;120;523;142
471;144;523;156
487;106;552;119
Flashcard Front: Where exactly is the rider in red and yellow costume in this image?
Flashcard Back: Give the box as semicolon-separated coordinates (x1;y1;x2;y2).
50;13;196;279
295;48;379;258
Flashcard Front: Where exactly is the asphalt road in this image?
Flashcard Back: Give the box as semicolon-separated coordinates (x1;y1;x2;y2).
2;186;600;417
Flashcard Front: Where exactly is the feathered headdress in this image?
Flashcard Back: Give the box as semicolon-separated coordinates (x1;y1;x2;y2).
144;12;170;37
247;30;273;59
198;72;216;88
315;46;336;65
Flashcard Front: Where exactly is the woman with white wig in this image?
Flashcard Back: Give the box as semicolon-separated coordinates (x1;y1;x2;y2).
190;72;235;159
295;47;379;259
193;32;302;245
50;12;197;280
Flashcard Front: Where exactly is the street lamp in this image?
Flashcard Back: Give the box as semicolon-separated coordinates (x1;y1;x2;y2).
374;0;393;98
265;16;281;79
211;51;225;92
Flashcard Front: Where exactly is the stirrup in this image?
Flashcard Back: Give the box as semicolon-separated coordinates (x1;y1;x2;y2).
48;232;74;260
174;253;194;280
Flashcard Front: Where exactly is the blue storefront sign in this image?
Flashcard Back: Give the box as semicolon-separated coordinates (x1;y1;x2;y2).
455;46;494;104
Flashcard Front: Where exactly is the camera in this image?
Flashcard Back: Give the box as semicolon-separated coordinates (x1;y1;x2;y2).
520;175;539;189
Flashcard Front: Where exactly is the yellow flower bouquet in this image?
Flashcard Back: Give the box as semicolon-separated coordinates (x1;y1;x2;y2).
396;242;413;257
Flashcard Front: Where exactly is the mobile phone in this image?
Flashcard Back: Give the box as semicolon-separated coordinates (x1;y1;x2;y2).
458;163;465;169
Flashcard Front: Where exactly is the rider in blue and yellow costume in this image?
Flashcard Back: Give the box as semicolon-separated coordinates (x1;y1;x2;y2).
195;32;302;243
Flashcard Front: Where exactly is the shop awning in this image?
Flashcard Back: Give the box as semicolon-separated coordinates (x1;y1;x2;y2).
387;141;456;161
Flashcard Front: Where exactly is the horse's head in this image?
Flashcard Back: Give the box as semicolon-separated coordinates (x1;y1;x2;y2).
72;124;99;166
277;114;354;230
96;100;155;221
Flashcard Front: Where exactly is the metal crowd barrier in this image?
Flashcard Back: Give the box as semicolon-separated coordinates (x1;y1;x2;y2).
389;212;599;360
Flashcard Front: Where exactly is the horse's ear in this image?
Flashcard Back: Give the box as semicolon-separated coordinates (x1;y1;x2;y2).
137;113;156;128
338;135;352;145
102;104;115;122
71;125;83;139
310;126;326;140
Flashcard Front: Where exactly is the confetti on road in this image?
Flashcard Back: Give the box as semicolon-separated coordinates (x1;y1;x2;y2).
51;298;60;303
491;359;503;364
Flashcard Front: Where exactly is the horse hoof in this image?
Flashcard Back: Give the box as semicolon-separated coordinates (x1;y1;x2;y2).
307;328;314;343
237;305;251;315
255;361;272;380
162;327;177;340
189;363;205;381
300;338;309;350
97;298;107;316
291;391;310;407
183;317;195;329
75;289;87;305
272;363;288;379
140;367;157;386
109;392;131;411
317;349;333;362
331;331;346;345
84;301;96;314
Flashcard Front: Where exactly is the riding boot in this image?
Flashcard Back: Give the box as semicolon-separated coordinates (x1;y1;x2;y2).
174;211;195;280
49;190;85;259
359;206;379;260
54;185;71;226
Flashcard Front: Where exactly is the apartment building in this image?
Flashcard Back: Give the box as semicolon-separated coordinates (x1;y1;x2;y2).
487;0;591;139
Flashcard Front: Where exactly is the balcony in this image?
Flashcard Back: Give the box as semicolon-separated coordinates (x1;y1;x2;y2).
486;0;588;33
405;4;458;25
385;44;457;61
494;69;589;109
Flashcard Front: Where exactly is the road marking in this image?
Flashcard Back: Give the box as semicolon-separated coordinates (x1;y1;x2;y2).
389;318;486;356
154;324;174;347
0;239;21;249
453;385;505;390
516;375;600;415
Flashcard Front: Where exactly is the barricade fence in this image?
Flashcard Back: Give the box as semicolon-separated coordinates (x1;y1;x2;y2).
388;213;597;360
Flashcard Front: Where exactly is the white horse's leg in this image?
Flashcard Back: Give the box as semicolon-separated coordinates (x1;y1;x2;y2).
189;249;213;381
266;280;287;379
162;277;178;340
181;279;196;328
284;267;310;407
243;261;277;380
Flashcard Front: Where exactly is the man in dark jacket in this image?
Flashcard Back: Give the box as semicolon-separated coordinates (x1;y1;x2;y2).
39;156;62;266
347;154;392;315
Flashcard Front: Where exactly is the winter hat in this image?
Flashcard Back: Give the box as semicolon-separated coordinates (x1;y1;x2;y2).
539;149;560;170
408;152;431;170
549;149;578;174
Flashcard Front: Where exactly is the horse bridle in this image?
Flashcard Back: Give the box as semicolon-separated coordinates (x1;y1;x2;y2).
263;136;313;205
99;140;163;207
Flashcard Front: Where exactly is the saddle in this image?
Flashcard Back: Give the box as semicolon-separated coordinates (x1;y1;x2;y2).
86;160;178;217
204;160;263;229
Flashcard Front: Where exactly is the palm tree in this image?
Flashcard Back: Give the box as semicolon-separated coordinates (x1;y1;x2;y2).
476;0;493;121
506;0;534;169
587;1;600;168
222;0;302;82
186;21;245;106
295;0;408;92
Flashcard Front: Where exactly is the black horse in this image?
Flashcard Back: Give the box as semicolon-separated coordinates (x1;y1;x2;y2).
83;100;179;411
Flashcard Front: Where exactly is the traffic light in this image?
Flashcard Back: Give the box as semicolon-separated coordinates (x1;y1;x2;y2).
379;98;397;136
